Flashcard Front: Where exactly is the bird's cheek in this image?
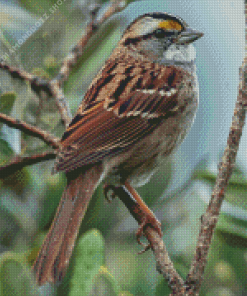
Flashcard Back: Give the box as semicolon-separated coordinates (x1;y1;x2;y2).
163;39;173;51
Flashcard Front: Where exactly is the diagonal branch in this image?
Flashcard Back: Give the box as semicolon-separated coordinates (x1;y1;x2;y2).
185;58;247;295
0;0;127;176
0;151;56;179
0;113;60;149
0;62;72;127
184;4;247;293
55;0;127;85
0;0;127;128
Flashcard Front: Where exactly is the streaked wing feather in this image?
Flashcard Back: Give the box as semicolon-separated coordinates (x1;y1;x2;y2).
54;63;184;173
55;104;157;172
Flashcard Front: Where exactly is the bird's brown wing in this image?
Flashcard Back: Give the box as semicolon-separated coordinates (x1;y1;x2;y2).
54;63;187;173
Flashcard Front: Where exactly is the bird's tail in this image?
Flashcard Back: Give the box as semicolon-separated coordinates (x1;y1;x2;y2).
32;166;102;286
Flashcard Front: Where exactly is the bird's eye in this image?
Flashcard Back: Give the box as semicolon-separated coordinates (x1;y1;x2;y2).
154;29;174;39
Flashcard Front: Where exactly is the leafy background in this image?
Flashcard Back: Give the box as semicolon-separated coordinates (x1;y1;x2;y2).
0;0;246;295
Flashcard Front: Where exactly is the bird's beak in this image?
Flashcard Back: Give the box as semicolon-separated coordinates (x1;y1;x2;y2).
176;27;204;45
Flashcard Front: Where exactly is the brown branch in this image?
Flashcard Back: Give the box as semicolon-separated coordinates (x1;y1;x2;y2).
0;62;71;127
146;229;186;295
55;0;127;84
106;185;185;295
185;58;247;295
0;113;60;149
185;4;247;294
49;0;127;126
49;80;72;127
1;2;245;294
0;0;127;178
0;0;127;128
0;62;37;82
0;151;56;179
0;62;53;98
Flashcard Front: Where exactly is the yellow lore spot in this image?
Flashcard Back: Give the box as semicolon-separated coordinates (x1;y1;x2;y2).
158;20;182;31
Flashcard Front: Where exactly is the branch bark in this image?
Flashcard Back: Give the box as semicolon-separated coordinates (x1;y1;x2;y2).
184;4;247;294
0;113;59;149
185;58;247;295
0;0;127;128
0;1;245;294
0;152;56;179
0;0;128;174
55;0;127;85
0;62;71;127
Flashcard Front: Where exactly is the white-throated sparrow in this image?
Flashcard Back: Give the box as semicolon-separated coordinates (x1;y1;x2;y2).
33;12;203;285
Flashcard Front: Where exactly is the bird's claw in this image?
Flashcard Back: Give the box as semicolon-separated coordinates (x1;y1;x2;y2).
136;214;162;253
103;184;116;203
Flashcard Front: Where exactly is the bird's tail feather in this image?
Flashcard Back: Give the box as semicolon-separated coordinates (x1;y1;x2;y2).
32;166;102;285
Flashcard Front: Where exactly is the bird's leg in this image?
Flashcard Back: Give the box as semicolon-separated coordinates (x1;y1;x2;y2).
103;182;163;251
124;181;163;246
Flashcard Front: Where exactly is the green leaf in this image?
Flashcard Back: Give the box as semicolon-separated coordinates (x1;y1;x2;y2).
0;137;13;157
0;126;20;155
217;214;247;247
18;0;73;16
118;292;134;296
0;252;40;296
0;192;36;237
69;229;105;296
224;184;247;211
0;92;16;113
0;137;13;166
90;266;119;296
155;275;172;296
0;92;16;130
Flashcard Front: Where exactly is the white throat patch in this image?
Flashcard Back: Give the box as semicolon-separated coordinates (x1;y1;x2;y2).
163;43;196;64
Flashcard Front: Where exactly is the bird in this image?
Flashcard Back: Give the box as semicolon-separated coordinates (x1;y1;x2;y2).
32;11;203;285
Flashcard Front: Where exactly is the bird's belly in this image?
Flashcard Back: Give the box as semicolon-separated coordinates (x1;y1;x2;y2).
124;101;197;187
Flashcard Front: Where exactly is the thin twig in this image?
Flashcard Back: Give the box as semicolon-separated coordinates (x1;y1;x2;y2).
49;80;72;127
0;0;127;128
0;62;71;127
0;62;52;96
0;113;60;149
185;57;247;295
184;5;247;295
185;4;247;294
0;151;56;179
49;0;127;126
55;0;127;85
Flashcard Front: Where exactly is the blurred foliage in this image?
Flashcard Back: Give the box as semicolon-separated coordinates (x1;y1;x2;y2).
0;252;39;296
0;1;246;296
68;230;106;295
